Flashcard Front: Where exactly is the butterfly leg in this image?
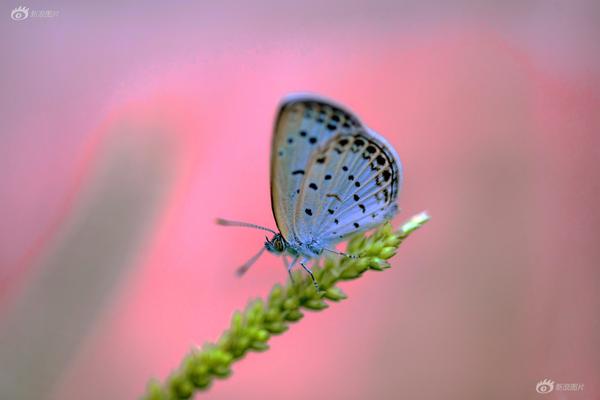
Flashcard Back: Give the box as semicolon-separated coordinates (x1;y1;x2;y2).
323;247;358;259
282;254;290;270
299;259;321;293
287;256;298;284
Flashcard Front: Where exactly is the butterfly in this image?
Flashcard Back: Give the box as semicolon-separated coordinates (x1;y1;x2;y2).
218;93;403;290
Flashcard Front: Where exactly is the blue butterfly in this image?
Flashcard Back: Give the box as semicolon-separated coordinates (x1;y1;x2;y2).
218;94;403;290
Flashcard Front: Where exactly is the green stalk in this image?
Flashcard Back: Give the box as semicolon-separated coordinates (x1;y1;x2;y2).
142;212;430;399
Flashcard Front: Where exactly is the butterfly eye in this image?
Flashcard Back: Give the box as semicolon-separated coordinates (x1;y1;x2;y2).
274;237;285;252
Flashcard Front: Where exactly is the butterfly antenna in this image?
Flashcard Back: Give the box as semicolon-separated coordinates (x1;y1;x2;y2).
216;218;277;235
236;246;267;276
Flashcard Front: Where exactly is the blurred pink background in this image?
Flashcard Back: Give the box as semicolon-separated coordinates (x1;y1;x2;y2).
1;2;599;399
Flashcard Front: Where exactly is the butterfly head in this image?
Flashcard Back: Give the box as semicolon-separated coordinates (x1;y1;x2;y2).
265;233;287;254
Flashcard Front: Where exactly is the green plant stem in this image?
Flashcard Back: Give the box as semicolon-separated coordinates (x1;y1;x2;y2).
142;212;430;399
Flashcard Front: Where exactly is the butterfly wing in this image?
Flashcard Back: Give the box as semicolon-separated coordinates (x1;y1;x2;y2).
270;94;362;240
295;127;403;244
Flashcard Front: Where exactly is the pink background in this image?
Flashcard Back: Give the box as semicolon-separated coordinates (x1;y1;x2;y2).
1;2;599;399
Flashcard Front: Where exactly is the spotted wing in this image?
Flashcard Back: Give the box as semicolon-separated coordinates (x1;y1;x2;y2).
294;127;403;244
270;94;362;240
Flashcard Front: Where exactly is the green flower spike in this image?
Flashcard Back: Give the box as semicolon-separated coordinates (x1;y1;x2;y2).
142;211;430;400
